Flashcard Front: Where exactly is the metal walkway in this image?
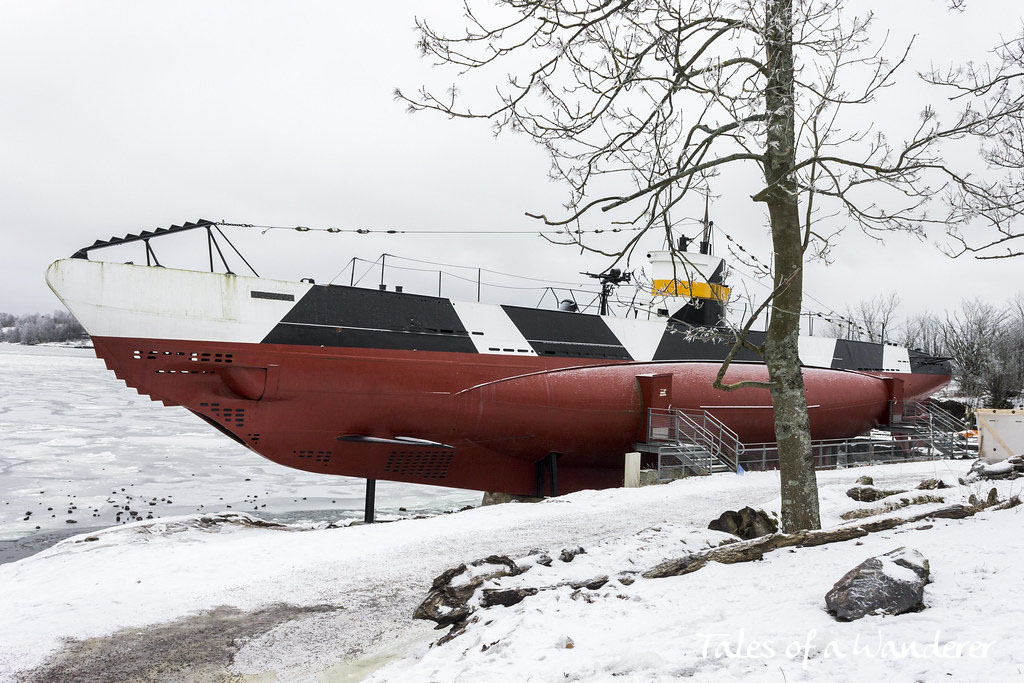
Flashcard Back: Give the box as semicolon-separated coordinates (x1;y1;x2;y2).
637;401;973;481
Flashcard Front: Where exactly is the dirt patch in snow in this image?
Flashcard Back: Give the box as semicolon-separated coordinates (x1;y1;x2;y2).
20;603;341;683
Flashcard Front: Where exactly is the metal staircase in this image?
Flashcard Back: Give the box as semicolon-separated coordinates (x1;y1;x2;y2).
895;401;974;458
639;408;743;477
638;400;973;481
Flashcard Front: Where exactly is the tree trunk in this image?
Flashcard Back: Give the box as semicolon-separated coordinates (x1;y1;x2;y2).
760;0;821;532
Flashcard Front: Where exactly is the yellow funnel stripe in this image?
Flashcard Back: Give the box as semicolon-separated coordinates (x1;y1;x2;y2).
651;279;731;301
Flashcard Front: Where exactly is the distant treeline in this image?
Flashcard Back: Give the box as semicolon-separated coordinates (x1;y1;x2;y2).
0;311;87;345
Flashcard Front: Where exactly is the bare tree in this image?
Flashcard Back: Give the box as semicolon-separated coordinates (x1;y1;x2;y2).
401;1;1015;532
942;299;1024;407
828;293;902;342
900;311;945;356
930;30;1024;258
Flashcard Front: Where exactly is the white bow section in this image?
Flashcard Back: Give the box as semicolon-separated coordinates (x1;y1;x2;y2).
46;259;312;343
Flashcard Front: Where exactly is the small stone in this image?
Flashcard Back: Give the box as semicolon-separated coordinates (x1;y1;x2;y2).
855;475;874;486
559;546;586;562
569;575;609;590
66;519;77;524
480;587;538;608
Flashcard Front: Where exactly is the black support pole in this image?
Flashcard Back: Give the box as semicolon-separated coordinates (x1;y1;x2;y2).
536;453;561;498
364;478;376;523
547;452;560;497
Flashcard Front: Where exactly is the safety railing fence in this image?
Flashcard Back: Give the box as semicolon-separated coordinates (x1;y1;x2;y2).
739;433;941;472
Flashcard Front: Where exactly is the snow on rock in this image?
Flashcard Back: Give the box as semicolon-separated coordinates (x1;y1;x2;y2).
967;457;1024;480
825;547;931;621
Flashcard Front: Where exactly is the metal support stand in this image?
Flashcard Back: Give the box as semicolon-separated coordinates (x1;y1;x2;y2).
364;478;376;523
535;452;561;497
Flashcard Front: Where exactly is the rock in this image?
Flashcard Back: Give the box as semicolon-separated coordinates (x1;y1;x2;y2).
413;555;522;626
825;547;930;621
535;554;553;567
916;478;950;490
480;587;539;608
966;457;1024;481
846;485;907;502
480;492;544;506
569;575;609;591
559;546;586;562
987;487;999;506
855;475;874;486
638;469;660;486
707;507;778;539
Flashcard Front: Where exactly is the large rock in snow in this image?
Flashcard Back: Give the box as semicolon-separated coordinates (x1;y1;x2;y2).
707;507;778;539
413;555;523;626
825;547;930;621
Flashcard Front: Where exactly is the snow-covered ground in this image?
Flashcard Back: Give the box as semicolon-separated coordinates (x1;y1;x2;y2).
0;344;478;549
3;344;1023;681
2;457;1021;681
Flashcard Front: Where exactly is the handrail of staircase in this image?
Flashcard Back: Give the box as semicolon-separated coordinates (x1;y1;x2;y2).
660;443;713;476
923;402;969;432
678;408;745;463
650;408;739;472
647;408;717;451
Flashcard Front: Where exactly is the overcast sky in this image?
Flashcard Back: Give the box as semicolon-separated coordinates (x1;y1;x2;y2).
2;0;1022;328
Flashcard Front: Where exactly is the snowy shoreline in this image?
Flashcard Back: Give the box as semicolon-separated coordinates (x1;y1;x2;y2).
3;459;1022;682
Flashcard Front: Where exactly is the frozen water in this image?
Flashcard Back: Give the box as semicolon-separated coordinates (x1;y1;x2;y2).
0;344;478;549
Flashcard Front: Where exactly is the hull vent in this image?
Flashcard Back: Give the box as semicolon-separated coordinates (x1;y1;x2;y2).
385;450;454;480
295;450;333;463
133;350;234;363
201;403;245;427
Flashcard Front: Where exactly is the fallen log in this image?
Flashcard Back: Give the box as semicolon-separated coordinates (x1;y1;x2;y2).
643;494;1017;580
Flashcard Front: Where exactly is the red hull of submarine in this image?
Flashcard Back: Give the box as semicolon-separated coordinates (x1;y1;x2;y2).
93;336;947;496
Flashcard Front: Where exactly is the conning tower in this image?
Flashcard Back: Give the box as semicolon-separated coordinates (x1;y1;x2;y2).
646;212;730;327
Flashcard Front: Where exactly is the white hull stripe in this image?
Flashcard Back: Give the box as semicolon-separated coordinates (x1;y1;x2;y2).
450;301;537;355
48;258;922;374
